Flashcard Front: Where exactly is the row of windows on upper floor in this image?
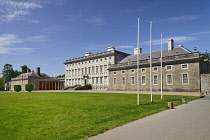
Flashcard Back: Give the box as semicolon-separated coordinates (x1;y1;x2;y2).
66;57;113;67
66;65;108;77
112;64;188;75
113;73;189;86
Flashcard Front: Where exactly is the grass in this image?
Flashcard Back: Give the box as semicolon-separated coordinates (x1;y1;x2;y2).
0;92;199;140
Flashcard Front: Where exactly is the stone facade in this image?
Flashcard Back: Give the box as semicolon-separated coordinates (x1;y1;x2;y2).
201;74;210;93
64;47;129;90
109;53;201;92
108;39;210;92
8;67;64;91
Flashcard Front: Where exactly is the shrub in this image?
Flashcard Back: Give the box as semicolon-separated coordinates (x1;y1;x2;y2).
25;84;34;92
75;84;92;90
14;85;21;92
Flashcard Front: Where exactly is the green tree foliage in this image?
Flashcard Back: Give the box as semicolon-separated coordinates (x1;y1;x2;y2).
0;77;5;87
21;65;29;73
1;64;29;82
14;85;21;92
2;64;14;82
200;50;210;60
56;74;65;78
25;84;34;92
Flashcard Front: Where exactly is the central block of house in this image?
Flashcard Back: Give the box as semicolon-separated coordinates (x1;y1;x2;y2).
64;46;129;90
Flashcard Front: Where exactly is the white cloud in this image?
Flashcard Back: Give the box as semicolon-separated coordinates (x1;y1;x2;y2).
142;36;197;46
26;35;50;43
124;2;161;13
190;31;210;36
116;46;134;49
158;15;200;23
86;16;106;24
0;34;38;54
0;0;42;22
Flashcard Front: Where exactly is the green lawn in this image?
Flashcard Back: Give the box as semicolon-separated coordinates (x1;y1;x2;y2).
0;92;199;140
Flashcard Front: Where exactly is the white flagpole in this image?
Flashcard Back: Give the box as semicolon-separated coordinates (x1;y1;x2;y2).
160;33;163;100
137;18;140;105
150;21;153;102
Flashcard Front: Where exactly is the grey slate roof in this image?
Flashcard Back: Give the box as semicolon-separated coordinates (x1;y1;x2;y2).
119;46;192;63
15;72;50;79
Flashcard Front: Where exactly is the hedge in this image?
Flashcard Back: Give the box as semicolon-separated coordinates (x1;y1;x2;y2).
14;85;21;92
25;84;34;92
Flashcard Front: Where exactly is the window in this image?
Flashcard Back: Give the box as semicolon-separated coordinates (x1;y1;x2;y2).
141;68;146;73
88;68;91;74
122;70;125;74
182;64;188;69
113;78;117;86
75;69;77;76
153;67;158;72
131;69;135;73
100;65;103;73
96;67;98;74
113;71;116;75
182;74;189;84
96;77;98;84
105;58;107;60
100;59;102;61
167;74;173;85
92;78;94;84
85;68;87;74
122;77;125;85
141;75;146;85
166;65;172;71
92;67;94;74
100;77;103;84
153;75;158;85
131;76;135;85
104;65;107;73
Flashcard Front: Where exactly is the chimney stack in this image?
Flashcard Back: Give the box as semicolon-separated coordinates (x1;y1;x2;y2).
134;48;142;55
107;46;115;51
168;39;174;50
27;68;31;73
85;52;92;56
36;67;40;76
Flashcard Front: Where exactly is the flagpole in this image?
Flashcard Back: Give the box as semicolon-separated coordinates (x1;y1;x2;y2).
150;21;153;102
137;18;140;105
160;33;163;100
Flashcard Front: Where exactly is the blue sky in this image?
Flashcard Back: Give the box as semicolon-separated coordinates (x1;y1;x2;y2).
0;0;209;76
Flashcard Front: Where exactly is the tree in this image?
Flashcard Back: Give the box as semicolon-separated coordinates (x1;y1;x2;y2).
2;64;14;82
200;50;210;60
21;65;29;73
0;77;5;87
56;74;65;78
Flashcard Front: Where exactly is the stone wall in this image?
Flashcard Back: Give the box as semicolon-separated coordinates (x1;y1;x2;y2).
109;62;201;92
201;74;210;92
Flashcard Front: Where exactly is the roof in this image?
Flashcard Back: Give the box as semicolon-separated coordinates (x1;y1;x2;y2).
64;50;130;64
120;46;192;63
14;72;50;79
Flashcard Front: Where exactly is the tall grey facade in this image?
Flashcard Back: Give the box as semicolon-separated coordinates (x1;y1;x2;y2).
64;47;129;90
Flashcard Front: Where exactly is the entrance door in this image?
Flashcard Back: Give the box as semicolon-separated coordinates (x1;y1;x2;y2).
85;79;87;85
